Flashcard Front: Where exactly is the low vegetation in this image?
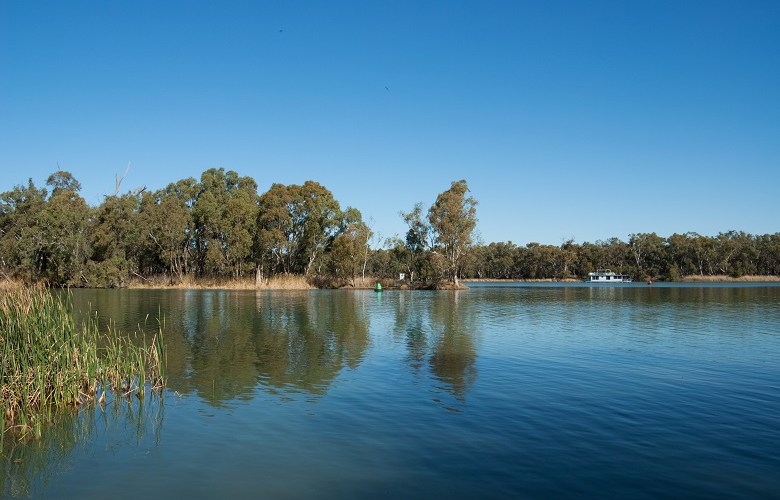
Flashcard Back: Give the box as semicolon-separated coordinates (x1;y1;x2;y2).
680;274;780;282
0;286;165;442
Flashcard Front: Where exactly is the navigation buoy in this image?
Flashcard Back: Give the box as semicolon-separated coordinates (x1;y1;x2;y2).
647;279;653;285
375;283;383;292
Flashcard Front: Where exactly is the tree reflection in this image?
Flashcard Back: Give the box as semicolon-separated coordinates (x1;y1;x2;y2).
253;291;370;395
428;291;477;400
178;291;261;405
392;291;478;401
71;290;371;405
393;292;428;372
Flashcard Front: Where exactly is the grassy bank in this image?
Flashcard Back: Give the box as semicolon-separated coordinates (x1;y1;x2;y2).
680;275;780;282
0;286;165;442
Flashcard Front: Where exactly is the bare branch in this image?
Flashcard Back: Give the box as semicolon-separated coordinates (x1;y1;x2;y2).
114;161;131;196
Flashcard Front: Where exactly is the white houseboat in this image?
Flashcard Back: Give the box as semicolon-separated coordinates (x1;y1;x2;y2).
585;269;633;284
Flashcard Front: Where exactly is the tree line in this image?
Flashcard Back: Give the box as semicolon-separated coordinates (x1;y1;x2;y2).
1;169;777;287
0;170;476;287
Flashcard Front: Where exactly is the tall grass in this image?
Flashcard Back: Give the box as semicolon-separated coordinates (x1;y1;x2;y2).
0;286;165;441
128;273;316;290
257;274;314;290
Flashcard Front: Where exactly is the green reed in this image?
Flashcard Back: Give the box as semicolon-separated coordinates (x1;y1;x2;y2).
0;286;166;441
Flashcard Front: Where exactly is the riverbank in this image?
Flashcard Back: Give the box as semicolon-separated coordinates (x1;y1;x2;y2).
3;274;778;291
127;275;469;290
680;275;780;282
463;278;581;283
465;276;780;283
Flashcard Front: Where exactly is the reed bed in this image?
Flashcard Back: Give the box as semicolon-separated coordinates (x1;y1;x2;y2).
0;286;165;441
0;278;23;291
128;274;315;289
129;274;258;289
257;274;314;290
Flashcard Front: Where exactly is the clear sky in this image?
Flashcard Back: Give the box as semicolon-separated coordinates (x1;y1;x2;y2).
1;1;778;246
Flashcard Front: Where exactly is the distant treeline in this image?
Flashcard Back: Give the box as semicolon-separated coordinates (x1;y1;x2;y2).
464;233;780;281
1;169;777;287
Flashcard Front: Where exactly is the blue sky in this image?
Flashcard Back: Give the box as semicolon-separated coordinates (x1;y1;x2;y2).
1;1;778;246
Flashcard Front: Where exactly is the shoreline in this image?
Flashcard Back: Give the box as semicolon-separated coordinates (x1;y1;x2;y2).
464;275;780;283
678;274;780;282
3;275;779;292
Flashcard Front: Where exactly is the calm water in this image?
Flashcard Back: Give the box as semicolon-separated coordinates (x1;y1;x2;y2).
3;284;780;498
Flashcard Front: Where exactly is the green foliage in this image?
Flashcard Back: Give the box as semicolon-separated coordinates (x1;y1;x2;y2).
1;169;778;286
428;180;477;284
193;168;258;277
399;202;431;284
85;193;143;287
256;181;341;278
327;207;371;286
137;180;198;280
0;179;49;281
0;175;90;285
0;286;166;441
45;171;81;196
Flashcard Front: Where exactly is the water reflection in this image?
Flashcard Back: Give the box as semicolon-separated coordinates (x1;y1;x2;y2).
22;286;780;498
69;285;780;410
428;292;477;399
252;291;369;395
169;290;372;402
393;292;429;372
1;395;164;497
389;291;479;400
71;290;371;405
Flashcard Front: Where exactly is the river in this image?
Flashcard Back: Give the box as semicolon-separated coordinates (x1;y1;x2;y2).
3;283;779;498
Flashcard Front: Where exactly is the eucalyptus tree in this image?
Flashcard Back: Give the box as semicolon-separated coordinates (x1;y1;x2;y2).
427;179;477;285
256;181;341;278
715;230;757;277
256;183;297;277
479;242;522;279
524;243;559;279
46;170;82;196
366;243;398;281
598;237;632;271
667;232;695;277
87;192;142;286
628;232;668;279
192;168;258;277
756;233;780;276
0;179;48;280
328;207;371;286
137;179;198;280
40;173;91;285
400;202;431;284
690;232;717;276
559;239;579;279
294;181;342;275
0;173;90;285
